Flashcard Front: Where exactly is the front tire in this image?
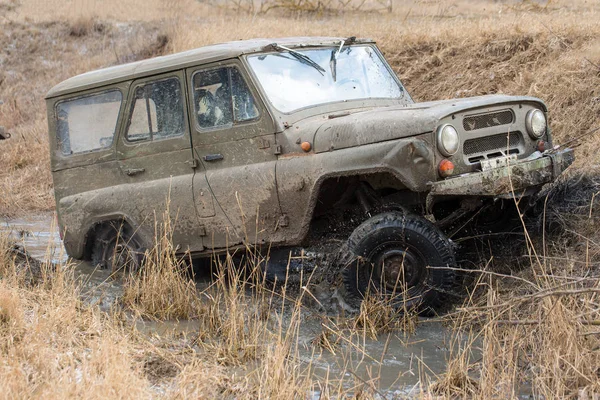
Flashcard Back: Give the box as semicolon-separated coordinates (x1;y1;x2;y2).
340;211;456;314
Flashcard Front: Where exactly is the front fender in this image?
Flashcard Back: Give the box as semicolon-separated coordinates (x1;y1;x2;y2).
274;137;435;245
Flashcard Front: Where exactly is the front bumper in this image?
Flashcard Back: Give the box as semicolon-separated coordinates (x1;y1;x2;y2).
429;148;575;197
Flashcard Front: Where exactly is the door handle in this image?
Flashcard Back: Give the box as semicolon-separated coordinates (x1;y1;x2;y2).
203;154;224;162
124;168;145;176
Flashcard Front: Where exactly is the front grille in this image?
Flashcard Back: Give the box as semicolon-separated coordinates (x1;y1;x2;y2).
463;110;514;131
464;131;523;158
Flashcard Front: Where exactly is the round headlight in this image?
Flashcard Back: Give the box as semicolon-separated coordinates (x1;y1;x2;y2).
526;109;547;138
437;124;459;156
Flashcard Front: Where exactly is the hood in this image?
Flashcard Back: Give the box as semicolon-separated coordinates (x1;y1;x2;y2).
312;94;545;153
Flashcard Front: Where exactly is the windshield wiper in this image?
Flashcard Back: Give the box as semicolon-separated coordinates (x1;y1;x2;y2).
329;37;356;82
269;43;325;76
329;39;345;82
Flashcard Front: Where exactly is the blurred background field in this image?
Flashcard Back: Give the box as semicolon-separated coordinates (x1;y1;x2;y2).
1;0;599;215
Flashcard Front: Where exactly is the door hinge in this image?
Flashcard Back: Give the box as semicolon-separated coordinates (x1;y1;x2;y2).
187;158;199;169
198;226;207;237
274;145;282;155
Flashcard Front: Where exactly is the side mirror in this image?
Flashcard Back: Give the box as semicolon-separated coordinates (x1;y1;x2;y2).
0;126;10;140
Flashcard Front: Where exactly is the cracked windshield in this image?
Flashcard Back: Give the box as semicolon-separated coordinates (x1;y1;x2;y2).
247;45;405;112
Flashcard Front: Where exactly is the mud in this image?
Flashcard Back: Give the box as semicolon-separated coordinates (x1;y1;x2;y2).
1;212;474;393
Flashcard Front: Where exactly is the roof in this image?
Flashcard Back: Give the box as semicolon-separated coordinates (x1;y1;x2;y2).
46;36;374;99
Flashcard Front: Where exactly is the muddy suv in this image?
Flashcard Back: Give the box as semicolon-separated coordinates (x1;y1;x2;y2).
46;37;574;311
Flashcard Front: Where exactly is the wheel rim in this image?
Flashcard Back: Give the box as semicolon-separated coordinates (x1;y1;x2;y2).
368;242;428;295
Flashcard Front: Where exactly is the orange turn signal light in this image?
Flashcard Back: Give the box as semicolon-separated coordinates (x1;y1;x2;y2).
537;140;546;152
301;141;312;152
439;159;455;178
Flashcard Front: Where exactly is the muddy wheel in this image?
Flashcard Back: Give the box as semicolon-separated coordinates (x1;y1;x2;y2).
91;222;145;277
339;211;456;314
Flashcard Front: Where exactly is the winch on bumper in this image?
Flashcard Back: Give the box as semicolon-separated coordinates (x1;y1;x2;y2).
429;148;575;197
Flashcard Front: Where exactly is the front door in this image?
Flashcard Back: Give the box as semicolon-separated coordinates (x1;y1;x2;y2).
117;71;214;253
187;61;281;249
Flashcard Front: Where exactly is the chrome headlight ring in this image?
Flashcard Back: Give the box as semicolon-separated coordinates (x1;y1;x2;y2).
525;109;547;138
436;124;459;156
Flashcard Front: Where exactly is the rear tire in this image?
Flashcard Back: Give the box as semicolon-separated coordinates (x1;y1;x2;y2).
340;211;456;314
91;222;145;277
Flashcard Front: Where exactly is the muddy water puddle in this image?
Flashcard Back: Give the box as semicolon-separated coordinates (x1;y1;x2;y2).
1;212;67;262
1;213;474;393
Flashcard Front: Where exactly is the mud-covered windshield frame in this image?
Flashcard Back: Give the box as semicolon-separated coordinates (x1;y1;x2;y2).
245;44;411;114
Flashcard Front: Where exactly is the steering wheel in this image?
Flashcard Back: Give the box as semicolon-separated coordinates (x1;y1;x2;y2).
336;78;365;96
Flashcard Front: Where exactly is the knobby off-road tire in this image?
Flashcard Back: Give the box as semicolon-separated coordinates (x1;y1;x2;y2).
91;223;145;277
339;211;456;315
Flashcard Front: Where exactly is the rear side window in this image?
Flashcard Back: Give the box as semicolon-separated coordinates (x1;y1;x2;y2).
126;77;185;142
56;90;122;155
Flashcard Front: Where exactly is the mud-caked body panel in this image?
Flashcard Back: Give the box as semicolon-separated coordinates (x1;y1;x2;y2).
57;174;201;258
274;137;435;245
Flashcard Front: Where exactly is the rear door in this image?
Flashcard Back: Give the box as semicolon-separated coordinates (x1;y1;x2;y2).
117;71;214;252
186;61;281;249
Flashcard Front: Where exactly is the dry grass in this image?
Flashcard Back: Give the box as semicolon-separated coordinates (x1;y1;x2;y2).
426;185;600;397
2;0;600;397
0;232;368;399
351;293;418;340
195;253;273;366
2;199;599;397
122;214;201;320
0;226;406;398
0;236;151;399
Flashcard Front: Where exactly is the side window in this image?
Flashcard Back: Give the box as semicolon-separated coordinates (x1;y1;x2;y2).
193;67;259;129
126;77;185;142
56;90;122;155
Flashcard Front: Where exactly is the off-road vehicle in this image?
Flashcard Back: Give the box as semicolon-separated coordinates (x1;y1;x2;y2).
46;37;574;311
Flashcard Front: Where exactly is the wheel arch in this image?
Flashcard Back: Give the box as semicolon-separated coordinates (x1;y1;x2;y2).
298;169;422;243
80;214;148;261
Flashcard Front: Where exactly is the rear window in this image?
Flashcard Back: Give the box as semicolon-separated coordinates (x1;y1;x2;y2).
56;90;122;155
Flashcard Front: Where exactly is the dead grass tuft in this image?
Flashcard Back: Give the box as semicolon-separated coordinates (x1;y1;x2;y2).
0;281;24;336
351;294;417;340
68;17;106;37
195;254;272;365
133;33;170;60
122;215;201;320
430;358;479;397
311;321;342;353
